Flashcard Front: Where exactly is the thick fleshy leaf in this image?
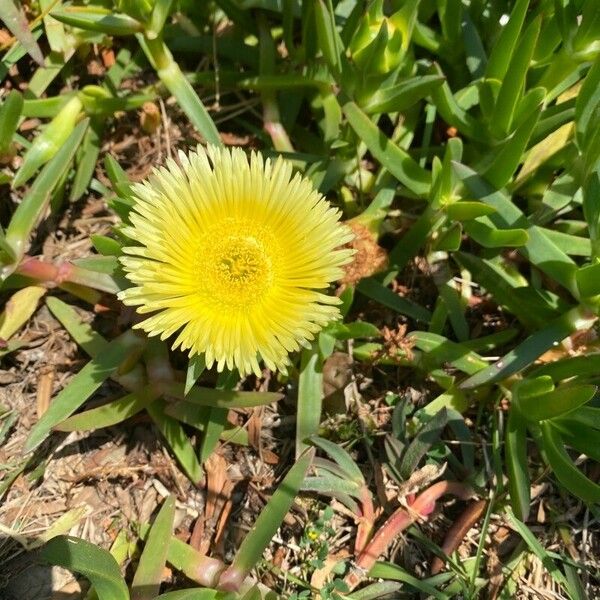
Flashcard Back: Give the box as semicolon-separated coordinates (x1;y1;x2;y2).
217;450;313;591
148;399;203;483
506;408;530;520
461;306;597;388
357;278;431;323
541;422;600;503
0;0;44;65
519;385;596;421
131;496;175;600
296;346;323;457
0;89;23;155
50;8;144;36
0;285;45;340
39;536;129;600
55;387;159;432
490;17;541;137
5;119;88;264
362;75;445;114
341;99;431;197
24;330;145;452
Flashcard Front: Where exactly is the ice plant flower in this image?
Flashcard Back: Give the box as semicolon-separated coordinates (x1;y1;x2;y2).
119;145;354;376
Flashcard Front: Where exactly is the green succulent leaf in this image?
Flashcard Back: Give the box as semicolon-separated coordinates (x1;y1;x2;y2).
40;536;129;600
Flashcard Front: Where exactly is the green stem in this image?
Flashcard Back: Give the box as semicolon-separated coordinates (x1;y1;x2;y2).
140;35;222;146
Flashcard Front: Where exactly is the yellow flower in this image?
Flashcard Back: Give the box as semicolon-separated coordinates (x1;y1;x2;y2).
119;145;354;376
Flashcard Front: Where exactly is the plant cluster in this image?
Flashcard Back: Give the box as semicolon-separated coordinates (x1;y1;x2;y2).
1;0;600;598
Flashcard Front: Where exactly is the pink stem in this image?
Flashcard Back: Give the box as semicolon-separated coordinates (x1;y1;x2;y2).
345;481;472;590
190;556;227;588
216;567;246;592
16;256;73;285
354;486;376;554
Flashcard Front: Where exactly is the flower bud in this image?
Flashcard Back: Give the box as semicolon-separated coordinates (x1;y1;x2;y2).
349;0;405;75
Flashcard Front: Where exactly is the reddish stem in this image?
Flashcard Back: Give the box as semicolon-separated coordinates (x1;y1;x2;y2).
16;256;73;285
191;556;227;588
345;481;472;590
216;566;246;592
354;486;376;554
431;499;487;575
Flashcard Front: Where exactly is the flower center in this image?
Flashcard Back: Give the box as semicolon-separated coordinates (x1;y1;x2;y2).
198;226;276;309
216;236;268;284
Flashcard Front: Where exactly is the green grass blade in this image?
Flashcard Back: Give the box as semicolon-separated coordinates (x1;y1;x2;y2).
341;99;431;197
540;422;600;503
505;408;530;521
296;346;323;458
357;278;431;323
185;354;206;395
161;381;282;408
506;507;570;591
46;296;108;357
308;436;364;483
199;406;229;463
368;562;448;600
0;89;23;155
39;0;67;54
139;36;221;146
147;399;203;483
218;449;313;591
165;402;248;446
5;119;88;262
24;330;145;452
461;305;597;389
0;28;42;81
301;474;362;498
55;386;159;432
347;581;404;600
131;496;175;600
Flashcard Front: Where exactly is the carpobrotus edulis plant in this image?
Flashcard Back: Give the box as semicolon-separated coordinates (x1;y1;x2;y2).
119;145;354;376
